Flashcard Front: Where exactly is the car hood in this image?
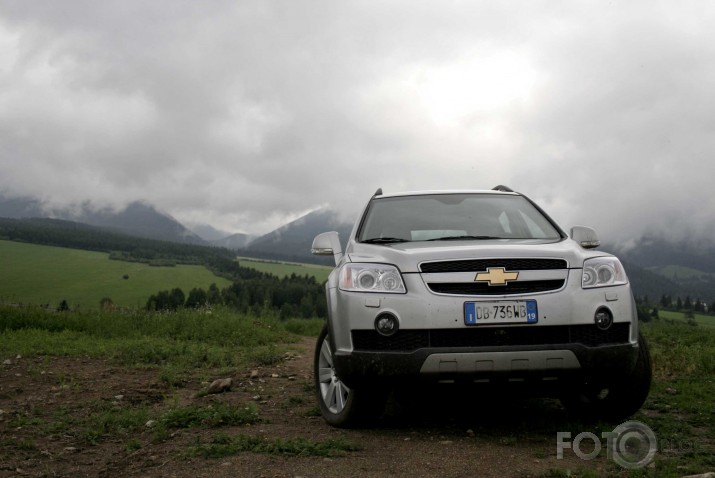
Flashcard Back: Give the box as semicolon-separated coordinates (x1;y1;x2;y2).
346;239;609;273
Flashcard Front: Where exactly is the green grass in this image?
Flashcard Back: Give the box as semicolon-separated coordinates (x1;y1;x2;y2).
629;321;714;475
282;318;325;336
188;433;359;458
0;239;231;309
237;256;333;283
0;305;296;370
658;309;715;328
162;403;259;429
642;319;715;388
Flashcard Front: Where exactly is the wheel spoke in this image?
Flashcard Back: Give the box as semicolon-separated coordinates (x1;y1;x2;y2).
336;382;347;411
318;367;333;383
325;382;337;408
320;340;333;367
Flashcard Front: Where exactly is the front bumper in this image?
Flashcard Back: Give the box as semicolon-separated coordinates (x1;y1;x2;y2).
334;341;639;388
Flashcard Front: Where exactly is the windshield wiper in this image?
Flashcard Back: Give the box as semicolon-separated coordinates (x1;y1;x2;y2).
361;237;411;244
427;235;501;241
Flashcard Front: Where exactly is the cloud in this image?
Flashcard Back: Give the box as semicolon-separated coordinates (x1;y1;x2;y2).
1;1;714;239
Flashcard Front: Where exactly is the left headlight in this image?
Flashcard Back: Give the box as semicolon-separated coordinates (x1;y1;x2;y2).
582;257;628;289
339;263;406;293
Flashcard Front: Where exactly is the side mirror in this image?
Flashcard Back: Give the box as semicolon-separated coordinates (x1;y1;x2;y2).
571;226;600;249
311;231;343;265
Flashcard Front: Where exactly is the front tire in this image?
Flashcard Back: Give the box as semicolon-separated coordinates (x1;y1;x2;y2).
314;324;385;428
561;331;652;421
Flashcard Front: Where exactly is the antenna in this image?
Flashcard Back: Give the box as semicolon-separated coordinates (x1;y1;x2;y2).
492;185;514;192
373;188;383;197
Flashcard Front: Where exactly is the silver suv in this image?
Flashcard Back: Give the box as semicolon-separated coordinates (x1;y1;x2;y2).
311;187;651;427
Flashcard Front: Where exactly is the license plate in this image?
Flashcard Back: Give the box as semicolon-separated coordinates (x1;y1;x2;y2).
464;300;538;325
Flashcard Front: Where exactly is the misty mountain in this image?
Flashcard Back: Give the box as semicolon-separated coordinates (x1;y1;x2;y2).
212;232;254;250
0;195;45;217
188;223;235;242
606;238;715;303
619;260;687;303
610;237;715;274
0;194;206;245
239;209;353;265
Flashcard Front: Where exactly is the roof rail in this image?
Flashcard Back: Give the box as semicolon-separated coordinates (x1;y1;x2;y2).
492;185;514;193
373;188;383;197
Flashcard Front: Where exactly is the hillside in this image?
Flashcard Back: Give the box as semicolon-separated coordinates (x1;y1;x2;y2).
612;237;715;273
608;238;715;303
0;217;243;282
239;209;352;265
620;260;687;303
0;239;231;309
212;232;254;250
0;194;205;245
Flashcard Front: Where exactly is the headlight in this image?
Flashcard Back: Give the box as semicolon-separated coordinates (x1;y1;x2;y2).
339;263;406;293
582;257;628;289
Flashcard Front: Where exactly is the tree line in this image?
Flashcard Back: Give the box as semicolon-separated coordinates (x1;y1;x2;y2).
635;293;715;325
145;272;327;319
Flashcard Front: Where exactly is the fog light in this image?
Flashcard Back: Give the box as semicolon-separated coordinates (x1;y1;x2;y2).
375;313;399;337
594;307;613;331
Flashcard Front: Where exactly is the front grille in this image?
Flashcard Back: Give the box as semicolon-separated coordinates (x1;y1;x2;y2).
351;323;630;352
420;258;567;273
427;280;565;295
421;258;568;296
352;330;429;352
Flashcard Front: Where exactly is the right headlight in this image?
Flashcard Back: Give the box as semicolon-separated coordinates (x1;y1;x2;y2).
339;263;406;293
582;257;628;289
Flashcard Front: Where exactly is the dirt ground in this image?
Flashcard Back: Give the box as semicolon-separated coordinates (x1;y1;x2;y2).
0;337;611;478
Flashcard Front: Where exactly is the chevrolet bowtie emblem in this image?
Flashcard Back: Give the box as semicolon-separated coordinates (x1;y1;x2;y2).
474;267;519;286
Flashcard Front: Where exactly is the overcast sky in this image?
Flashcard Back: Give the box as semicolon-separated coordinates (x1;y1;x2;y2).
1;1;714;243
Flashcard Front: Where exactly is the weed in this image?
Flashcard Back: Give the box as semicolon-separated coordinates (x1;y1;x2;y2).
283;319;324;337
125;438;142;453
162;402;259;429
247;345;283;366
188;434;360;458
1;438;37;451
83;405;150;445
159;366;185;387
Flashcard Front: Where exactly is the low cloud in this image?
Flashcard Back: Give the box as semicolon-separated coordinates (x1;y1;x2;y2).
1;1;713;238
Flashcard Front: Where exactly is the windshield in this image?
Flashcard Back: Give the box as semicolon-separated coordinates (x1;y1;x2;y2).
358;194;563;243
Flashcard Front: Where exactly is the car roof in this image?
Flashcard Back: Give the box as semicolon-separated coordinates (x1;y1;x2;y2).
373;189;519;199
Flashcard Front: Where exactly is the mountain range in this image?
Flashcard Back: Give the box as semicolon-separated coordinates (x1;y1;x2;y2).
0;195;205;245
1;193;713;302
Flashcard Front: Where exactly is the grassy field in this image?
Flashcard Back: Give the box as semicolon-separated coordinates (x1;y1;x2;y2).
0;305;320;370
237;256;333;283
658;309;715;328
0;240;231;309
